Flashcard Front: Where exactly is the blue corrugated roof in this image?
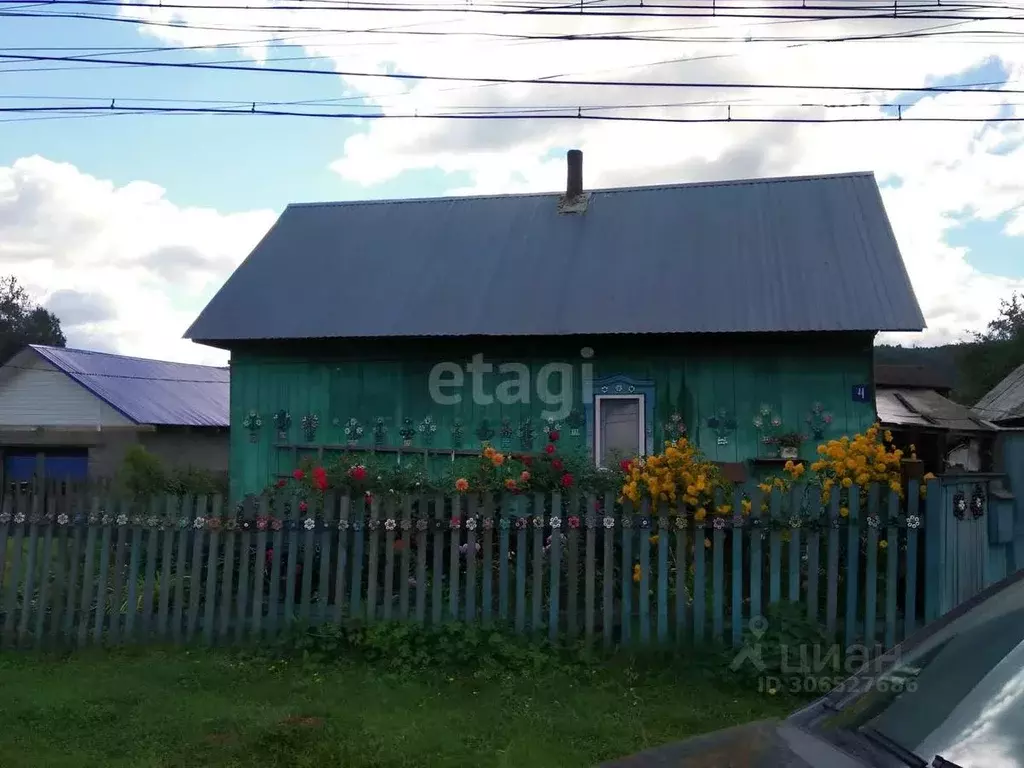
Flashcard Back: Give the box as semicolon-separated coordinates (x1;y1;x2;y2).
185;171;925;342
30;345;229;427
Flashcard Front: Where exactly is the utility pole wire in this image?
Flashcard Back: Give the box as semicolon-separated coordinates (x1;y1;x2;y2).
2;51;1024;94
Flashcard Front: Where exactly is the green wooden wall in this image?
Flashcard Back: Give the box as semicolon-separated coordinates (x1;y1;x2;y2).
227;334;877;500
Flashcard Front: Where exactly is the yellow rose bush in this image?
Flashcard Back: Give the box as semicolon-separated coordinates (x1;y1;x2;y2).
774;422;935;519
800;423;902;504
619;438;733;521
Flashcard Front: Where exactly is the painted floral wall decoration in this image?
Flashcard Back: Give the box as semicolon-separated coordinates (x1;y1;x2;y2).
543;417;561;441
451;418;464;447
476;420;495;443
242;410;263;443
373;417;388;447
971;485;985;519
272;410;291;440
500;418;514;449
753;404;783;445
663;412;686;442
344;418;364;446
706;408;736;446
566;409;584;438
418;415;438;446
953;491;967;520
518;419;535;450
806;402;833;440
301;414;319;442
399;418;416;447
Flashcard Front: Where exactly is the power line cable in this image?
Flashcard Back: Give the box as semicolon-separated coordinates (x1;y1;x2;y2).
5;3;1024;28
9;0;1024;20
0;94;975;108
1;51;1022;95
0;2;908;41
0;102;1019;122
0;4;987;84
0;17;1002;49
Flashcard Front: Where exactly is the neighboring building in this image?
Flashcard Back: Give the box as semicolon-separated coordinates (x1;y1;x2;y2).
186;152;926;501
874;364;997;474
975;362;1024;428
0;344;229;483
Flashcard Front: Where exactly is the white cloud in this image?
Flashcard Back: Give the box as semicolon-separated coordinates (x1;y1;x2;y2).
0;156;277;365
0;4;1019;352
111;1;1024;345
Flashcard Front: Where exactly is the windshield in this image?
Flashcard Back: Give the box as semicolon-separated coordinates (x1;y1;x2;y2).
816;572;1024;767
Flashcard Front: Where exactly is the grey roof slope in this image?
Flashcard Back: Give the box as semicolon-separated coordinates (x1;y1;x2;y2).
877;386;996;432
185;171;926;342
975;362;1024;423
29;345;229;427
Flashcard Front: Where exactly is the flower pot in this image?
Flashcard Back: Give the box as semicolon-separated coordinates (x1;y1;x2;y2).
780;446;799;459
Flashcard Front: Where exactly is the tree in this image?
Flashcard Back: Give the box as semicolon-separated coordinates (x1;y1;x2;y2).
0;276;66;366
976;293;1024;343
954;292;1024;407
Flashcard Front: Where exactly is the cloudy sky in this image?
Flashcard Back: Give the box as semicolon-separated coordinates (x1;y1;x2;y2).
2;0;1024;365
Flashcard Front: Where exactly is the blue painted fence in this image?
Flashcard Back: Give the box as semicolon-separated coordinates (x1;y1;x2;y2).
0;476;1014;651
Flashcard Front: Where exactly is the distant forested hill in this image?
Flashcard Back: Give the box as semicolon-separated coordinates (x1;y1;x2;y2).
873;295;1024;411
874;341;1021;407
874;343;960;383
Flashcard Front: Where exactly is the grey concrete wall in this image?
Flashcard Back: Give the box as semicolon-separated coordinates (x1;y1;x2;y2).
139;427;230;474
0;428;142;479
0;426;228;483
89;430;143;477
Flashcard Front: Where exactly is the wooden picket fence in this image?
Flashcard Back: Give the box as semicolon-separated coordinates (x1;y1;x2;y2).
0;479;949;653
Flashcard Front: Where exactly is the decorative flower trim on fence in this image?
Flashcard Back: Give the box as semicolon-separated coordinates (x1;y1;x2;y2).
0;504;928;532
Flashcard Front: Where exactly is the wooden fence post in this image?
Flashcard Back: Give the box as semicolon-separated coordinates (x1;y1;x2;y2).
923;477;943;624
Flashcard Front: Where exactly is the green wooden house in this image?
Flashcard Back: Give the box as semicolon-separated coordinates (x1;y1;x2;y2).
186;151;925;501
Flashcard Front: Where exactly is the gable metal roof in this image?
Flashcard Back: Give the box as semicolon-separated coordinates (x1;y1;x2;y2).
185;171;925;343
975;361;1024;423
28;345;229;427
877;386;996;432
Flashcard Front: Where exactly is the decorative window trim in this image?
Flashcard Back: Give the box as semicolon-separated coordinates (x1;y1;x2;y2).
585;375;655;466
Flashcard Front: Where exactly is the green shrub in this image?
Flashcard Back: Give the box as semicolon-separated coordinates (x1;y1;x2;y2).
120;444;166;499
729;601;833;689
279;620;591;681
118;445;228;500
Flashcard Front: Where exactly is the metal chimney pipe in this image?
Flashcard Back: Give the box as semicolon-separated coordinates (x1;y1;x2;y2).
566;149;583;198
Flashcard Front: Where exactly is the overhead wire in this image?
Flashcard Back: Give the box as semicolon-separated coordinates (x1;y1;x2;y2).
3;50;1023;96
1;2;1019;122
0;17;1006;50
5;1;1024;31
1;9;998;129
6;0;1024;20
0;102;1020;123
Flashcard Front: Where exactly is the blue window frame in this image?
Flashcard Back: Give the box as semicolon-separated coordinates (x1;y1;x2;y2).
585;375;655;466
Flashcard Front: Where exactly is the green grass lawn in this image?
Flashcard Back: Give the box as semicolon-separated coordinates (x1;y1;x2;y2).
0;647;797;767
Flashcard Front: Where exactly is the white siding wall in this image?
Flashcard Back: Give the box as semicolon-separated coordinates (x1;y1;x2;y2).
0;354;132;428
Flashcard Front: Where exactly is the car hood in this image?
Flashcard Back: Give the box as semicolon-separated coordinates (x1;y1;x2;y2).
597;719;832;768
